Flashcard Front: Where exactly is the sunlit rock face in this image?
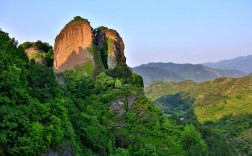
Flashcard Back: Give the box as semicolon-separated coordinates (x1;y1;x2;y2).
54;19;94;73
53;17;127;74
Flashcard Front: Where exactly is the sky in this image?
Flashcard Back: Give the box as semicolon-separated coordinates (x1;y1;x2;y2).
0;0;252;67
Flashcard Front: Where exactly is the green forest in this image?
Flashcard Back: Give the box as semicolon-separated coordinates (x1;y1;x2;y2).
0;29;210;156
146;79;252;155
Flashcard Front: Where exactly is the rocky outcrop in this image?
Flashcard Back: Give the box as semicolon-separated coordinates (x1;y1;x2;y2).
53;17;94;74
24;47;47;65
25;47;41;57
109;96;137;116
94;27;126;69
53;17;127;74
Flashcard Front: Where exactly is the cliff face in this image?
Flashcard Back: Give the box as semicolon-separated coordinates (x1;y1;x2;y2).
53;17;127;74
54;19;94;73
95;27;126;69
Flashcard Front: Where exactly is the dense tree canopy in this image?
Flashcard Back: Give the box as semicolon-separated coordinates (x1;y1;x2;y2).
0;29;208;155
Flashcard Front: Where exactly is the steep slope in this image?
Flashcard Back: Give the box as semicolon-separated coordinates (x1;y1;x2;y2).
94;26;126;69
54;17;94;74
204;55;252;74
133;62;245;86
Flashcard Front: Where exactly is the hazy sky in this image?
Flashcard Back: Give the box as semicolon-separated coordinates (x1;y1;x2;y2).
1;0;252;67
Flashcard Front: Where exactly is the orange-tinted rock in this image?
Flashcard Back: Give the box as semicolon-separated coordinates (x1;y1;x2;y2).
25;47;46;65
95;27;126;69
25;47;41;57
54;19;94;73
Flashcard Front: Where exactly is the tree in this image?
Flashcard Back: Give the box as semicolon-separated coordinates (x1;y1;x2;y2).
95;72;114;90
115;79;122;89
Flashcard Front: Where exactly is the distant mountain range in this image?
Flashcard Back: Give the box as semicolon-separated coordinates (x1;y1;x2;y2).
204;55;252;74
133;63;246;86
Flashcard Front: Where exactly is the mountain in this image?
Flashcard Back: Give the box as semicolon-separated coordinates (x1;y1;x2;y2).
54;16;126;74
145;76;252;155
204;55;252;74
0;17;218;156
145;76;252;122
133;62;246;86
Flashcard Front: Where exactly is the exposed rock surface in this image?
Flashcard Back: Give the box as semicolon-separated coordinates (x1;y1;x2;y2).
53;17;127;74
24;47;46;65
109;99;126;116
25;47;41;57
109;96;137;116
54;18;94;73
95;27;126;69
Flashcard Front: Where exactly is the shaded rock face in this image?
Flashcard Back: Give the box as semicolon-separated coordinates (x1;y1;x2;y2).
109;96;136;116
54;20;94;73
95;28;126;69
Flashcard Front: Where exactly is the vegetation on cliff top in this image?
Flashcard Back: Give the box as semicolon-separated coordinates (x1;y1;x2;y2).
20;40;53;67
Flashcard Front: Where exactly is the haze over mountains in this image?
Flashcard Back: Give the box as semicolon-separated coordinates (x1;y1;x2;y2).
204;55;252;74
133;62;246;86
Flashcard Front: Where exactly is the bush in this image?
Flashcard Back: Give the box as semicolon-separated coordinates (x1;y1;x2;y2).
115;79;122;89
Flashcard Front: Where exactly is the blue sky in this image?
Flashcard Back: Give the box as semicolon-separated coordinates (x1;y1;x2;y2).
1;0;252;67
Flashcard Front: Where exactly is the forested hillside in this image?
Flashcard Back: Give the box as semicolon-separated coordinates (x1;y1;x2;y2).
0;29;210;155
146;77;252;155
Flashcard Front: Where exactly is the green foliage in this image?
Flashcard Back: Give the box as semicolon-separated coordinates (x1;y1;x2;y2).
107;38;115;55
19;40;54;67
146;77;252;122
106;66;133;83
0;29;213;156
115;79;122;89
206;114;252;155
64;16;90;28
95;72;114;90
82;59;95;77
182;124;206;154
147;77;252;155
20;40;52;52
20;41;33;49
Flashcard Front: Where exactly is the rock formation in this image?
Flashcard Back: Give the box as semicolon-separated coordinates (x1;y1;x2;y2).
25;47;40;58
24;47;47;65
53;17;94;73
94;27;126;69
53;16;127;74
